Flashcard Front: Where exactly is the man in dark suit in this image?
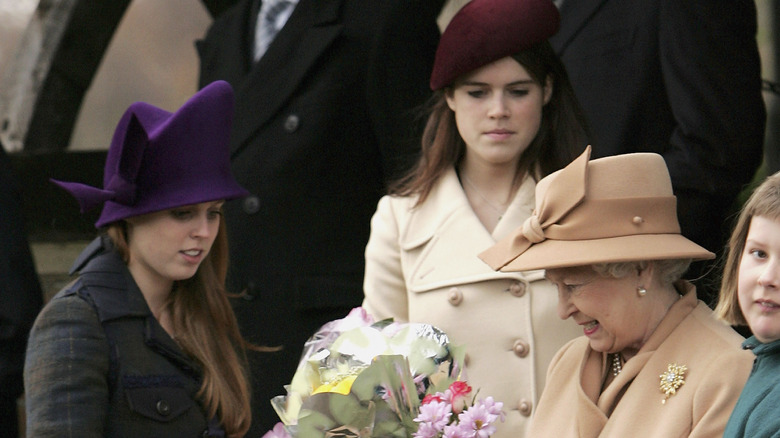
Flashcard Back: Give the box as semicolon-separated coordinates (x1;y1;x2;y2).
197;0;443;433
550;0;766;305
0;142;43;437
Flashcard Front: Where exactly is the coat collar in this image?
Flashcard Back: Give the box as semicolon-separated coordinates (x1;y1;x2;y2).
744;336;780;355
71;236;150;322
231;0;345;156
548;0;610;56
402;168;541;292
71;237;195;370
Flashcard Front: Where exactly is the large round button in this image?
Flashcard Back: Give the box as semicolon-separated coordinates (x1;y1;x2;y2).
513;339;530;358
284;114;300;132
447;288;463;306
156;399;171;416
508;281;527;298
242;195;261;214
518;399;532;416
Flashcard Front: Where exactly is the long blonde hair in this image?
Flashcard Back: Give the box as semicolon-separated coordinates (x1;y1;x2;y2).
107;220;251;437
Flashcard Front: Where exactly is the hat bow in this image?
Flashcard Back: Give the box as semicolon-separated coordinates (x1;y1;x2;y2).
479;147;591;270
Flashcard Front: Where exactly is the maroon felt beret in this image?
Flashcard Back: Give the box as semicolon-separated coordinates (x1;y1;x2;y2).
430;0;560;90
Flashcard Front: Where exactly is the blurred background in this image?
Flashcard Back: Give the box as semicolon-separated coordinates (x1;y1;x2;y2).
1;0;209;151
0;0;214;300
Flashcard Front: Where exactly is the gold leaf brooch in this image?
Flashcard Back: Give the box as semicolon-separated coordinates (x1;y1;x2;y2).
659;363;687;404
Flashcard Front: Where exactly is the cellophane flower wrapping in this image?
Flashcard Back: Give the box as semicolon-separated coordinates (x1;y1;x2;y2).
266;307;466;438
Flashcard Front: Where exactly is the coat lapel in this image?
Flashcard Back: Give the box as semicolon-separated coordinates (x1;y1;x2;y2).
144;318;201;377
403;169;539;292
231;0;345;156
549;0;610;55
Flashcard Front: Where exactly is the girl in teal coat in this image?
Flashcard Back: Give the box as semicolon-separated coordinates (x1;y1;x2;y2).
717;171;780;437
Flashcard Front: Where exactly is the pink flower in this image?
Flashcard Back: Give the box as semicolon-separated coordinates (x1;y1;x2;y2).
446;381;472;414
443;423;470;438
262;422;292;438
422;393;445;404
334;307;374;331
414;399;452;435
413;381;503;437
457;404;498;438
478;396;505;423
415;422;444;438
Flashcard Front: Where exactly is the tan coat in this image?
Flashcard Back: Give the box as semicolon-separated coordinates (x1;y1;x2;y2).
362;168;582;437
529;283;753;437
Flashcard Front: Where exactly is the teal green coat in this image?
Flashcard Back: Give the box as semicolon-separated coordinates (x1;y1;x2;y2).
724;336;780;438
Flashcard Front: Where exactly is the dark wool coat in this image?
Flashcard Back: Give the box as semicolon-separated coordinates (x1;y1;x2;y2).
24;237;223;438
550;0;766;303
0;144;42;430
197;0;443;433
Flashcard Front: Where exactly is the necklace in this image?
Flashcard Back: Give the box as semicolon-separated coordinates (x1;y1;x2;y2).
461;174;508;219
610;353;623;377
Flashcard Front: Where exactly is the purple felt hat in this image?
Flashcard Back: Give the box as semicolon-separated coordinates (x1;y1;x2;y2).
52;80;249;228
430;0;560;90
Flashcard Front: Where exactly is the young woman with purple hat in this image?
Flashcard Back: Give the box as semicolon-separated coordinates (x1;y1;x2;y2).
361;0;589;435
24;81;255;437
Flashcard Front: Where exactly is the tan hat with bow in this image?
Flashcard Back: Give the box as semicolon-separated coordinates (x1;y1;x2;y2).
479;146;714;272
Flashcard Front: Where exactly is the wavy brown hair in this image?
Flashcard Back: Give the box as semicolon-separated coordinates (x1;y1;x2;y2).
391;41;590;204
107;219;251;437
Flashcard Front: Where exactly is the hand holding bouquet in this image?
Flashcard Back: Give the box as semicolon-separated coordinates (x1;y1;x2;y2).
263;307;503;437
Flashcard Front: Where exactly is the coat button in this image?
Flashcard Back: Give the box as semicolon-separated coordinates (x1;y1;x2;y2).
242;195;261;214
284;114;300;132
508;281;527;297
518;399;533;416
447;287;463;306
156;399;171;416
513;339;530;358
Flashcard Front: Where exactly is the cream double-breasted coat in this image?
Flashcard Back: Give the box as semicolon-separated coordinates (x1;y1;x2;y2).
362;168;581;437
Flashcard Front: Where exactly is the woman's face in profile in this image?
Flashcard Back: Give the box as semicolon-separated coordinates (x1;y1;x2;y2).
125;200;224;290
446;56;552;171
546;265;654;358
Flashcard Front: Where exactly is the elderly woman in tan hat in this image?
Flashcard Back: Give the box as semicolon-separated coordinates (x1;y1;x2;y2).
480;146;753;436
361;0;589;435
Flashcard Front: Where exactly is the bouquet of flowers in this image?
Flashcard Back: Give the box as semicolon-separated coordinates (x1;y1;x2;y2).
262;307;503;438
413;381;504;438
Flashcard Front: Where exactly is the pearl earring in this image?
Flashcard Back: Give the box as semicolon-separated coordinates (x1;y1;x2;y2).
637;286;647;297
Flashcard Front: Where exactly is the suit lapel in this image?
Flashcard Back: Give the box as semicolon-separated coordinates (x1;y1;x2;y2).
549;0;610;55
231;0;345;156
